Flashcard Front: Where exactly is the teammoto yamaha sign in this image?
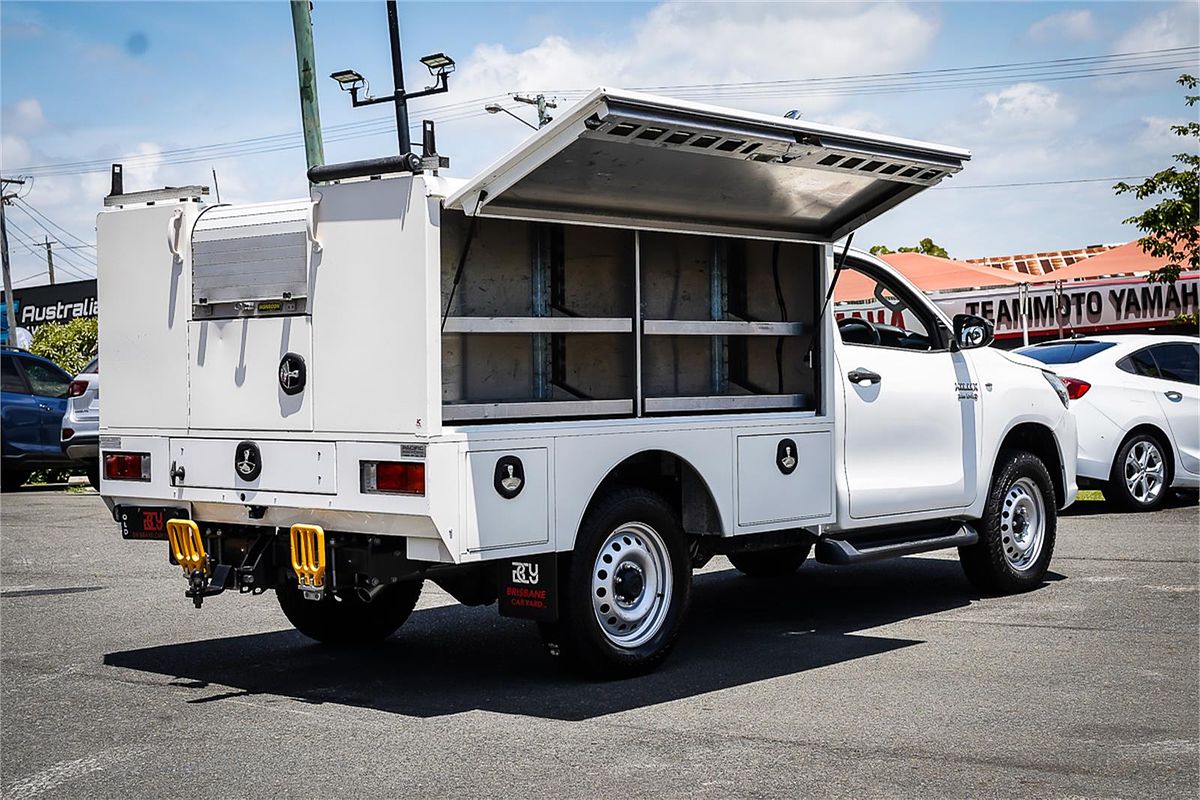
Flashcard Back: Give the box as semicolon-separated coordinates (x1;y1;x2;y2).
836;273;1197;341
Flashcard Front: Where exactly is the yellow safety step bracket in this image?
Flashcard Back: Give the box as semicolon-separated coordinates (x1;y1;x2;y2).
166;519;207;575
290;524;327;591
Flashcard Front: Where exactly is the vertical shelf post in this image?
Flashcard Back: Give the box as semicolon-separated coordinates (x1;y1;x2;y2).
634;230;643;417
531;224;552;400
709;239;728;395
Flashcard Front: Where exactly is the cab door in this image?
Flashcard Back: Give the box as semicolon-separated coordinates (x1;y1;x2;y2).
836;257;980;519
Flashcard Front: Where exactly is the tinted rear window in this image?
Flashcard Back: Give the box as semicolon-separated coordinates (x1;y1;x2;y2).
1017;341;1116;365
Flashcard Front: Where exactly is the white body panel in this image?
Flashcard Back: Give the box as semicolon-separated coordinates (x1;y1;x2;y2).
1022;335;1199;488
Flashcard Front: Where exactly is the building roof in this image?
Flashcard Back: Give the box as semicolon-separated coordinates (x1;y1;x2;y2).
1029;238;1172;282
963;245;1117;276
837;251;1029;301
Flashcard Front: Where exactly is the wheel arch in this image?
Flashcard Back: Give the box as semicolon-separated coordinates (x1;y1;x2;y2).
567;449;726;552
995;422;1066;506
1114;423;1176;486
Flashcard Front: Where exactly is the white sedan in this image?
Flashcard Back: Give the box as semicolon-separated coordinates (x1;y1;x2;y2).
1018;334;1198;511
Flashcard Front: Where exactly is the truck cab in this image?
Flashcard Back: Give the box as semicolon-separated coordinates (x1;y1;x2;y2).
97;89;1076;677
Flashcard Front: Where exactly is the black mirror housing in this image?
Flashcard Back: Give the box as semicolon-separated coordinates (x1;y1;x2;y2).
952;313;994;350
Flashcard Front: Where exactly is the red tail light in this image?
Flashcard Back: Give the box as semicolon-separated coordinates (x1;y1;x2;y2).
1060;377;1091;400
104;452;151;481
62;428;75;441
361;461;425;495
68;380;88;397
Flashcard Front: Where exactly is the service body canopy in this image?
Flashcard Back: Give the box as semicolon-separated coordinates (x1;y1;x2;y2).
446;88;970;241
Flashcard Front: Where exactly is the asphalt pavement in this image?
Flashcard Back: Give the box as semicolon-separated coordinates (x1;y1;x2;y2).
1;490;1197;799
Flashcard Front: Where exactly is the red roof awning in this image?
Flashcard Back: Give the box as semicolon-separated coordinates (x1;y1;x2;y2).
836;251;1029;301
1028;238;1171;282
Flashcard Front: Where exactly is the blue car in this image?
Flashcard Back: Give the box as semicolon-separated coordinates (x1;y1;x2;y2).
1;348;74;491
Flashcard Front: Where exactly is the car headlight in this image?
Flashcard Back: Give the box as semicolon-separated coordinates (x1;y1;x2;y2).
1042;370;1069;408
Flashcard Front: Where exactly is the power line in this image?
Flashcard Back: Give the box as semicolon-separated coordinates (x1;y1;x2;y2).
8;205;96;268
933;175;1152;190
13;199;96;254
4;218;93;280
10;46;1195;178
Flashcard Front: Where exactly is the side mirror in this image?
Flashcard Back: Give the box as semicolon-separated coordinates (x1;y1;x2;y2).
952;313;994;350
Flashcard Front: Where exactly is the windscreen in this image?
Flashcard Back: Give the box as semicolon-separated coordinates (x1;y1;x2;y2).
1017;341;1115;364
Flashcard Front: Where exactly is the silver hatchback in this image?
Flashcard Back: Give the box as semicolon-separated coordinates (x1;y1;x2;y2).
61;357;100;487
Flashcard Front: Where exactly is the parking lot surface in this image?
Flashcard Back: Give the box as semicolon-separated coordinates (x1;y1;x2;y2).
1;491;1197;799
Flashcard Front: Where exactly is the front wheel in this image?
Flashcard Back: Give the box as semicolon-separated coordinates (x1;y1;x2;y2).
276;579;423;644
1106;433;1169;512
959;450;1057;594
539;488;691;679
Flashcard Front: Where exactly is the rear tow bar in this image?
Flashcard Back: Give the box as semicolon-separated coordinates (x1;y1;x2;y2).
166;519;232;608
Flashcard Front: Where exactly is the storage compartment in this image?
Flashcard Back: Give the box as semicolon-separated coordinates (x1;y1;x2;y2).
439;212;820;421
463;447;550;552
736;431;833;525
441;212;636;421
170;438;336;494
640;233;818;413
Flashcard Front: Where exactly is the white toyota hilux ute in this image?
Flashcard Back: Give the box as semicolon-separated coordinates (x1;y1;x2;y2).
97;88;1077;678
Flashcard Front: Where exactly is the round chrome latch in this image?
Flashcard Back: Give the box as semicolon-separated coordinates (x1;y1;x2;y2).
278;352;306;395
494;456;525;499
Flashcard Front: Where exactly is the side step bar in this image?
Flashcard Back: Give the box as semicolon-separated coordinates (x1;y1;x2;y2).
816;523;978;565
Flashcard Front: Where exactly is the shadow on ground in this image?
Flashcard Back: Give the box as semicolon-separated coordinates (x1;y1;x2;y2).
1063;490;1199;517
105;557;1045;721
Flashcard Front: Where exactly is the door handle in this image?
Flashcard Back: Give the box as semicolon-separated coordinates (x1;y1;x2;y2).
847;368;882;385
1164;390;1183;402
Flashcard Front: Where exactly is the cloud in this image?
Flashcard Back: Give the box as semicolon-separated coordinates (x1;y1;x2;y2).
1;98;46;136
1134;115;1191;155
1025;9;1099;42
1115;1;1200;53
451;1;939;117
980;82;1077;136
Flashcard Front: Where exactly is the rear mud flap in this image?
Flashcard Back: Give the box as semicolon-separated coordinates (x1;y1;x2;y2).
497;553;558;621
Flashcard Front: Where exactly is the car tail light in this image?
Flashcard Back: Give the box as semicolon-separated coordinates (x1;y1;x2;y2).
104;452;151;481
361;461;425;495
62;428;74;441
68;380;88;397
1060;377;1091;400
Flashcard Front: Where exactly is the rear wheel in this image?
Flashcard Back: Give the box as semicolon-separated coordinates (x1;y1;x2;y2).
276;579;423;644
1106;433;1169;512
539;488;691;679
728;542;811;577
960;449;1057;594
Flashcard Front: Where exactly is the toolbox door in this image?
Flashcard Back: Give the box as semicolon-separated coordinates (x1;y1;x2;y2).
446;88;969;242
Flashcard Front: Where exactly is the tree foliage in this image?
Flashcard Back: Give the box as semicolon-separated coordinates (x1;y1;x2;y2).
868;238;951;259
1113;74;1199;284
30;317;97;375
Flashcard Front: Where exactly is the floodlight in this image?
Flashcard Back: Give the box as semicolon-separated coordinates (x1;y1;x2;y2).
330;69;365;90
420;53;455;75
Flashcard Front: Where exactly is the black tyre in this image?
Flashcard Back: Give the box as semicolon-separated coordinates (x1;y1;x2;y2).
276;579;423;644
960;450;1057;594
1;469;28;493
1106;433;1170;512
539;488;691;679
86;461;101;490
728;542;812;577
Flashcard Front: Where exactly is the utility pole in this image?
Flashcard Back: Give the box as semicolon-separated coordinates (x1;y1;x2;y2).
385;0;411;155
43;236;56;285
290;0;325;175
514;93;557;128
0;176;25;342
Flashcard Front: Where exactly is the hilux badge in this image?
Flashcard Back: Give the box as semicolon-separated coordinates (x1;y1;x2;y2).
278;353;306;396
235;441;262;482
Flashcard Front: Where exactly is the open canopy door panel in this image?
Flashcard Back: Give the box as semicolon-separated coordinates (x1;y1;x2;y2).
447;88;969;241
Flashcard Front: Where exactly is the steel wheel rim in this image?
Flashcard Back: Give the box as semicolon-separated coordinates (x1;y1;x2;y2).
591;522;673;649
1000;476;1046;571
1124;440;1165;505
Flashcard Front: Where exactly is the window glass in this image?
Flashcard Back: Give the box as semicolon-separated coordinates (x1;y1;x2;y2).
1;355;28;394
1117;350;1162;379
82;357;98;374
1148;343;1199;385
834;264;935;350
20;359;71;398
1018;341;1115;364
